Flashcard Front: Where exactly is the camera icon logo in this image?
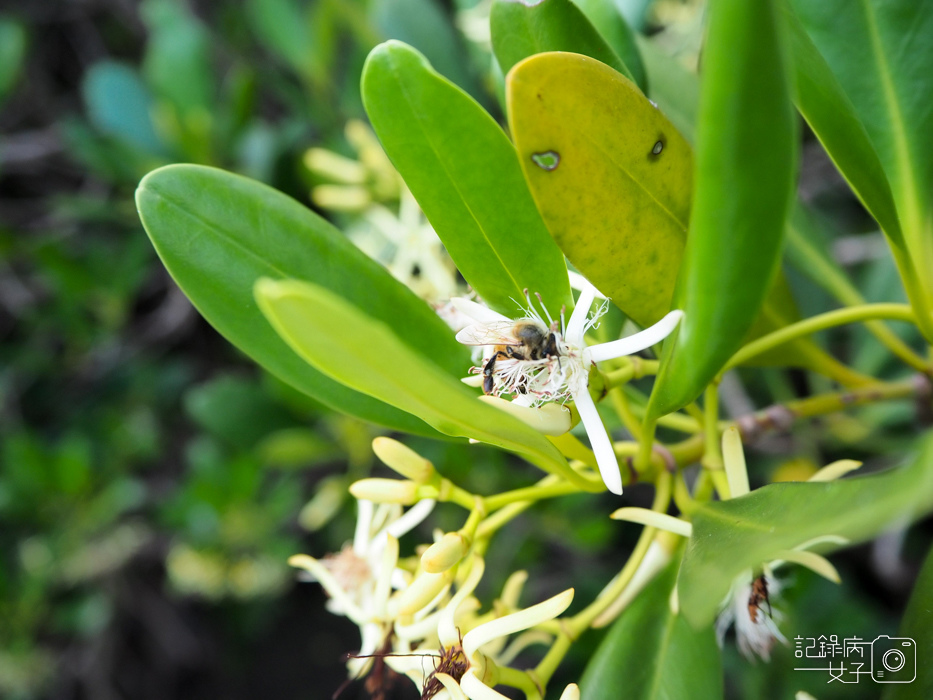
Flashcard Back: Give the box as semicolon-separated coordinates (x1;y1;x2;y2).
871;636;916;683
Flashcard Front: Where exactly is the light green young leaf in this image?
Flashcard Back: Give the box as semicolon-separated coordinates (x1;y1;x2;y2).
648;0;798;417
136;164;464;437
679;432;933;628
255;279;597;489
580;558;722;700
362;41;572;317
0;17;27;103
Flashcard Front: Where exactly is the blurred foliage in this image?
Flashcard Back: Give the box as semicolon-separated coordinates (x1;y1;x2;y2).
0;1;931;699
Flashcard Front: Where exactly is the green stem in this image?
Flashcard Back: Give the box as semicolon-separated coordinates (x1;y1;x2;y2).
701;384;723;471
496;666;542;700
725;303;917;371
485;479;580;510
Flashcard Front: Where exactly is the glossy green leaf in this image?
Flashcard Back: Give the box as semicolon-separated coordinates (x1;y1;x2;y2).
255;279;591;486
136;164;464;437
491;0;636;87
884;542;933;699
571;0;647;92
648;0;797;417
82;61;164;154
788;0;933;339
507;52;691;329
679;432;933;628
362;41;572;317
581;558;722;700
782;5;901;245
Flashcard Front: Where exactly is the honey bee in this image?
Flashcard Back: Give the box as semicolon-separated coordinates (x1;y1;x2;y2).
456;318;562;395
748;574;772;623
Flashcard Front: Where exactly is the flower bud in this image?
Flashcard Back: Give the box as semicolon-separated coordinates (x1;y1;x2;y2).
303;148;367;184
349;478;417;505
311;185;371;212
477;396;571;436
396;571;451;616
421;532;468;574
372;437;435;483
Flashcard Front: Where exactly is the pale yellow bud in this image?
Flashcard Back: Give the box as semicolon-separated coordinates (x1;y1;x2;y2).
396;570;451;616
478;396;572;436
311;184;371;212
421;532;468;574
303;148;367;184
348;478;417;505
372;437;435;483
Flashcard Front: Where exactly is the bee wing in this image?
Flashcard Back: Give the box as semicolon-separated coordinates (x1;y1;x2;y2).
455;321;521;347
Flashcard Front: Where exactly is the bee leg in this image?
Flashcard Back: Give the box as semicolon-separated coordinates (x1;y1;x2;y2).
482;351;510;395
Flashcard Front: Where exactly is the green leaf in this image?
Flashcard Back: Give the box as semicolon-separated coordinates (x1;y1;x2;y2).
140;0;214;114
506;52;691;329
136;164;463;436
184;375;295;450
580;558;722;700
648;0;797;416
370;0;479;97
679;432;933;628
571;0;648;92
782;4;901;245
490;0;636;86
246;0;315;80
255;278;595;487
362;41;572;317
884;542;933;699
788;0;933;339
636;36;698;143
82;61;164;154
0;17;27;103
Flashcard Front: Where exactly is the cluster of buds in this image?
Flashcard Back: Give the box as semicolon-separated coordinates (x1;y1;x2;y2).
291;438;580;699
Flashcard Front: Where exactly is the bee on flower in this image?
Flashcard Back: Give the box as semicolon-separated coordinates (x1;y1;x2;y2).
452;278;683;494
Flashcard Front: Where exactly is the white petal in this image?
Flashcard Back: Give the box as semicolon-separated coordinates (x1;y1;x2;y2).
353;499;374;556
462;588;574;659
587;310;683;363
573;388;623;495
461;669;509;700
438;556;485;647
721;426;749;499
383;499;436;540
559;684;580;700
435;673;470;700
450;297;511;325
567;271;605;298
566;283;597;344
287;554;366;624
609;508;693;537
372;535;399;617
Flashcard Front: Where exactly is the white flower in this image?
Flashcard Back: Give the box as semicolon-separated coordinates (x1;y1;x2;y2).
386;556;573;700
715;570;787;662
453;280;683;495
289;498;435;676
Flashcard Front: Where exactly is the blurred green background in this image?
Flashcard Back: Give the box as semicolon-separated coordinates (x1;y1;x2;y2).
0;1;929;698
